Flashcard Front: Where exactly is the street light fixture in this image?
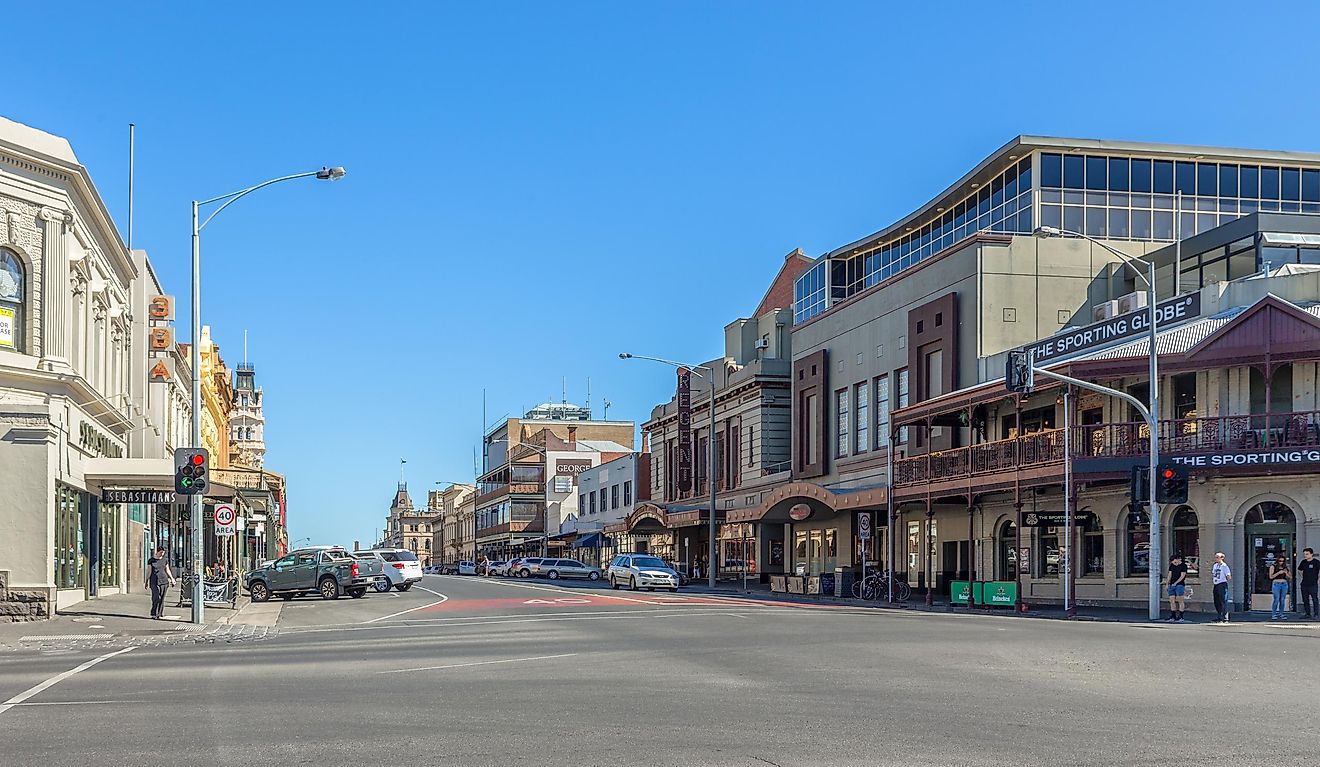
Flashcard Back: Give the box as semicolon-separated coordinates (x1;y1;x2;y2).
188;166;345;623
620;352;718;589
1033;225;1163;620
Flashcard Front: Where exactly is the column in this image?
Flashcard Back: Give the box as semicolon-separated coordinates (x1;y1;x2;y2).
38;208;71;367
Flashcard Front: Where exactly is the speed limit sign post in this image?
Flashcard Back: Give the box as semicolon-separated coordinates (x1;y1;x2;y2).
214;503;237;537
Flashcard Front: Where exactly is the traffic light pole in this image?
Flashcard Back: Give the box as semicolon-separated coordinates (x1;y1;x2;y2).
1026;366;1162;621
190;200;204;624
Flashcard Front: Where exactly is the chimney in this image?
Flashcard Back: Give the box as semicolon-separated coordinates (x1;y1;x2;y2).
642;431;651;454
568;426;577;449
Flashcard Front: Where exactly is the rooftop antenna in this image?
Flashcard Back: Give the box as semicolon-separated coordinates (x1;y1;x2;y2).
243;329;248;366
127;123;135;251
562;376;567;404
604;399;612;419
586;377;592;415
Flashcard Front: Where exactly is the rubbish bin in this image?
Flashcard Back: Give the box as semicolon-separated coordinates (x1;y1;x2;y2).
834;567;855;598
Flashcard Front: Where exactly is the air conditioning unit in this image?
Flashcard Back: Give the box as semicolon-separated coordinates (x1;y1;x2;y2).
754;338;769;350
1117;291;1149;315
1093;300;1120;322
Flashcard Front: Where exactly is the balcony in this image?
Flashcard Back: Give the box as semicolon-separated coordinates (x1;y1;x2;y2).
893;410;1320;489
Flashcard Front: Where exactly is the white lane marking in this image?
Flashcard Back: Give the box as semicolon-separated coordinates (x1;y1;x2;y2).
477;577;660;605
0;646;136;717
293;609;785;635
380;652;578;674
7;700;134;706
288;605;774;631
362;587;449;624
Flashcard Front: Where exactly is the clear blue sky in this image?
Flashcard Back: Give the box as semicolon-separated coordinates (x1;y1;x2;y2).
8;2;1320;546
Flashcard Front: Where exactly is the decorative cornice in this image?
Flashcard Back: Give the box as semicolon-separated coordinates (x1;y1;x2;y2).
38;206;71;225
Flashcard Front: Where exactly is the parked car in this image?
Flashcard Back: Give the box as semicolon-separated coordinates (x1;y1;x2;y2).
457;560;477;575
486;560;511;576
528;558;602;581
422;565;444;575
607;553;680;592
514;557;546;578
358;548;424;592
503;558;526;576
246;548;383;602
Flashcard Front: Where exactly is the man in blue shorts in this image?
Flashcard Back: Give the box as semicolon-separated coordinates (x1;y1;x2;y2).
1166;553;1189;622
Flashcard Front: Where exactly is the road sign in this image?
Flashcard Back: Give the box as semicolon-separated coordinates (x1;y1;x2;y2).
858;512;872;540
214;503;236;536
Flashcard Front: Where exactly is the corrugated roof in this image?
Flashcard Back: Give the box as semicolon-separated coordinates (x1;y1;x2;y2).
1083;300;1320;360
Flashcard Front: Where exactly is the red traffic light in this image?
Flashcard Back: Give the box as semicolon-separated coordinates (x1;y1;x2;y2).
191;454;204;465
1161;468;1175;479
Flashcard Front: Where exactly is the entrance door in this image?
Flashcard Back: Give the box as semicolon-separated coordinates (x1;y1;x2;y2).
1248;533;1294;612
941;540;969;589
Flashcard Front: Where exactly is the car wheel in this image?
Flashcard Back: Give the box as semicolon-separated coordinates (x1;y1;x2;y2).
610;576;620;590
348;588;366;599
250;581;270;603
375;578;391;593
319;577;340;600
281;593;294;601
629;576;638;591
520;569;531;578
547;570;560;580
588;571;601;581
396;583;412;592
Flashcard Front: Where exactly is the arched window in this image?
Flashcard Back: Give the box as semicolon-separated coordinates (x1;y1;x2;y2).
1081;514;1104;576
1170;507;1200;575
1245;502;1296;525
1125;507;1151;576
0;249;25;352
998;520;1017;580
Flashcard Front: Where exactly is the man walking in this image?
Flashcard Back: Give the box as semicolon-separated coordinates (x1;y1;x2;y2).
147;547;176;620
1211;551;1232;624
1298;547;1320;619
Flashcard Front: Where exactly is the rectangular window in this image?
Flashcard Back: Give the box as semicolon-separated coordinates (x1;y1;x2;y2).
579;493;586;512
805;392;819;467
746;425;755;467
1131;158;1152;193
623;480;632;506
875;375;890;447
611;484;620;509
854;381;869;453
589;492;596;515
897;368;909;444
835;388;850;458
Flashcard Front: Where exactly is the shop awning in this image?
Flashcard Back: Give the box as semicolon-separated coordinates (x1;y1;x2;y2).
571;532;604;549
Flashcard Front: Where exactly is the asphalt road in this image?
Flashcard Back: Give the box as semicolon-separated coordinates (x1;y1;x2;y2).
3;574;1317;766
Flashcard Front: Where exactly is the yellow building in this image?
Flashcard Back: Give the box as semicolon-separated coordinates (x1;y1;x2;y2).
197;325;233;468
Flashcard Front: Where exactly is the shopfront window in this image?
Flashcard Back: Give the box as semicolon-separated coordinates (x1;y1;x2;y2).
0;249;24;352
1081;515;1104;576
1126;508;1151;576
55;484;85;590
98;503;121;587
792;527;838;576
1039;526;1060;578
906;520;920;581
998;520;1017;580
1171;507;1200;575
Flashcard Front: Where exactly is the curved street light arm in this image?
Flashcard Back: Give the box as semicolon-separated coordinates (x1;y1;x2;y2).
619;352;712;377
1035;226;1153;289
197;170;321;231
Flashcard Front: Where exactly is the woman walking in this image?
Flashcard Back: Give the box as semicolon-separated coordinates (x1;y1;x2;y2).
147;547;176;620
1270;555;1291;620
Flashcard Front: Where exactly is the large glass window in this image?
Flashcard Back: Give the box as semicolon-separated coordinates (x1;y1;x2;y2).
855;381;869;454
1039;526;1060;578
1171;507;1200;575
1126;508;1151;576
55;485;85;590
1081;515;1104;577
998;520;1018;580
835;388;849;458
0;249;24;352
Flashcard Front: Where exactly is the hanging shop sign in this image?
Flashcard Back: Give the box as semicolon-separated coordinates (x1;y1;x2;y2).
788;503;813;522
102;489;177;505
1171;449;1320;468
1024;294;1200;364
1023;510;1095;527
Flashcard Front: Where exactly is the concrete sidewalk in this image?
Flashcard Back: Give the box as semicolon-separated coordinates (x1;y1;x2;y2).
687;580;1306;625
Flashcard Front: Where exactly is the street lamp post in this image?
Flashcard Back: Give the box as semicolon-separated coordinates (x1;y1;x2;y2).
620;352;719;589
189;166;345;623
1034;225;1162;620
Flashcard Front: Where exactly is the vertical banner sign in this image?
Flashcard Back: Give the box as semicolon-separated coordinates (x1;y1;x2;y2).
677;367;693;493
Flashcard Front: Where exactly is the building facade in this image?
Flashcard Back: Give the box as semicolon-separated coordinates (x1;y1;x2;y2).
753;136;1320;614
429;483;475;567
569;451;650;567
229;363;265;469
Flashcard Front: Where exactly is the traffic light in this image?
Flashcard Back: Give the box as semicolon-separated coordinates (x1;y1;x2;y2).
1005;350;1033;393
1129;465;1149;508
1155;461;1189;504
174;447;210;496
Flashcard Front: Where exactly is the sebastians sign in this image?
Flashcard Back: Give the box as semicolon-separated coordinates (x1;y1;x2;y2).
1025;294;1201;364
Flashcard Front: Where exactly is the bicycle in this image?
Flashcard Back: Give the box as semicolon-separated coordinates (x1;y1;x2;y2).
851;572;911;602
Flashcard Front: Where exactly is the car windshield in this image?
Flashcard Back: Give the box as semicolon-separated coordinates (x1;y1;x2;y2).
633;557;667;569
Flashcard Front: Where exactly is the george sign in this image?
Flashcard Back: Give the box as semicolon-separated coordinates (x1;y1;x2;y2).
214;503;237;536
1171;449;1320;468
1023;293;1201;364
0;304;14;349
149;326;174;351
1023;510;1094;527
676;368;693;493
148;357;175;384
857;512;872;540
789;503;813;522
102;488;177;504
555;459;593;477
148;295;175;322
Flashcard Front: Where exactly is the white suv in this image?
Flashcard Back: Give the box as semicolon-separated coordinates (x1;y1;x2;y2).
361;548;423;592
608;554;679;592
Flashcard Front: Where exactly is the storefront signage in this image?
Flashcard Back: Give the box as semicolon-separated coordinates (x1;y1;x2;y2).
0;305;14;349
148;357;175;384
1024;294;1201;364
148;295;175;322
676;368;693;493
1023;511;1094;527
102;489;176;504
555;459;593;477
789;503;813;521
982;581;1018;606
79;420;123;458
1171;449;1320;468
951;580;973;605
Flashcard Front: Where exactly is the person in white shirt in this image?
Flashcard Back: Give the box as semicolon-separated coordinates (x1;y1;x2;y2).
1211;552;1233;624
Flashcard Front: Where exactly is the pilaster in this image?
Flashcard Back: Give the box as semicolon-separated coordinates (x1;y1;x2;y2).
38;207;71;369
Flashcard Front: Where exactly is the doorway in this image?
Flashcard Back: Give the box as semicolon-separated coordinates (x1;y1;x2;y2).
942;540;970;590
1244;502;1297;613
